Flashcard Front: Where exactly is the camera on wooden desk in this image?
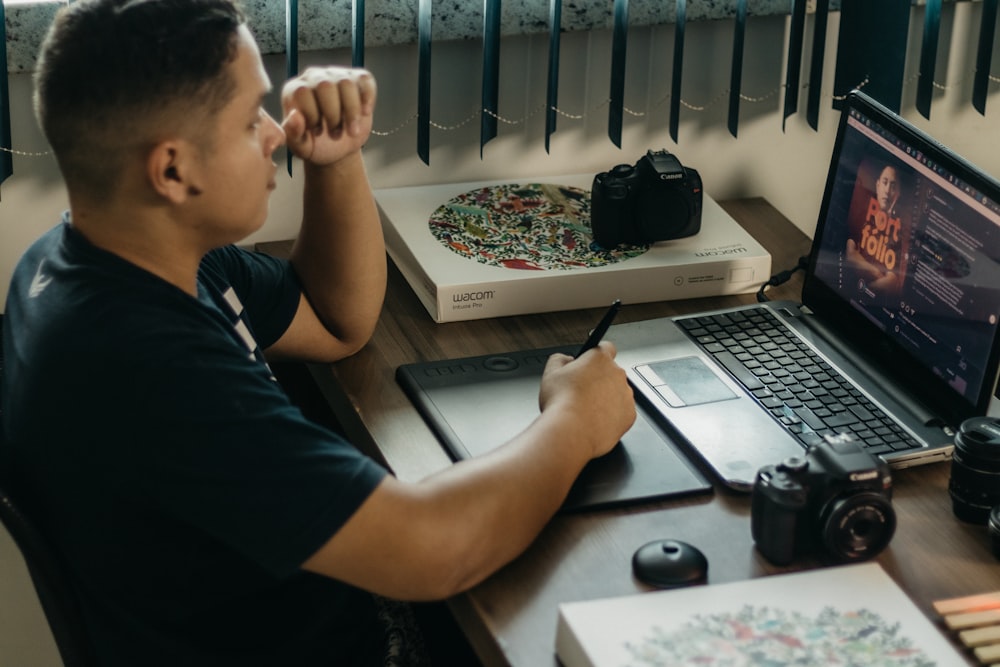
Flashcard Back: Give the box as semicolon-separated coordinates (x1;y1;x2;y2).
751;433;897;566
590;149;702;248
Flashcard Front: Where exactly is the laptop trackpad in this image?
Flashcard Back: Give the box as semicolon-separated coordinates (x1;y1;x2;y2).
638;357;737;408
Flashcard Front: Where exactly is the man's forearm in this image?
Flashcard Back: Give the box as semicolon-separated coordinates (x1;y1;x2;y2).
290;151;387;349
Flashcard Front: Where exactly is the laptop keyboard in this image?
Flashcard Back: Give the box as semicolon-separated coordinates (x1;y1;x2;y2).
677;307;921;457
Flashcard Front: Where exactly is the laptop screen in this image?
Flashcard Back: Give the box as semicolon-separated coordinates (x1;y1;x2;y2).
806;91;1000;421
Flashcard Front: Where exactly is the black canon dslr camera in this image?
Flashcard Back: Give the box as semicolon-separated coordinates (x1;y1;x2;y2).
751;434;896;566
590;149;702;248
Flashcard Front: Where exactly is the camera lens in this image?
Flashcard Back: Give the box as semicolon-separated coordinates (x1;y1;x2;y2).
820;492;896;562
989;506;1000;560
949;417;1000;524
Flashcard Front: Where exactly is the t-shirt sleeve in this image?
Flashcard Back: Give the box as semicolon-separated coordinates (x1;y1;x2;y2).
85;254;387;577
108;328;389;578
202;245;302;349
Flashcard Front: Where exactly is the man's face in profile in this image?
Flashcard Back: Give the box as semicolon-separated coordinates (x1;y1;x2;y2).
876;165;899;213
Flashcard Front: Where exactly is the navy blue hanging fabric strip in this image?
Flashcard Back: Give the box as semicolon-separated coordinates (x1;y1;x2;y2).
608;0;628;148
352;0;365;68
832;0;860;108
480;0;501;157
0;0;12;185
669;0;686;143
974;0;999;115
916;0;941;119
806;0;829;130
285;0;298;176
417;0;432;164
544;0;562;153
727;0;747;138
833;0;909;113
782;0;806;131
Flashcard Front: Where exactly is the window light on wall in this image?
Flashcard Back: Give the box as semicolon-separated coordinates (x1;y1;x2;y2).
2;0;999;184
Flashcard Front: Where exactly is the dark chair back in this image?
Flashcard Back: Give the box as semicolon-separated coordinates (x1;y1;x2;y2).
0;314;96;666
0;486;97;667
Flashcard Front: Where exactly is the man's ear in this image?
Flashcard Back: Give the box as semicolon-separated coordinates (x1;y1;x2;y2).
147;141;202;203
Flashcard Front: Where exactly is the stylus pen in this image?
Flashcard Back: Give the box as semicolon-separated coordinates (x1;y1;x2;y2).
575;299;622;358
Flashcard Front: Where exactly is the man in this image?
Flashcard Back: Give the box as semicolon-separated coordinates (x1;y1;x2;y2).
846;163;906;294
0;0;636;664
875;163;901;216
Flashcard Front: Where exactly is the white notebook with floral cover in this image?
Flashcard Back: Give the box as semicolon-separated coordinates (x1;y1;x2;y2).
556;562;962;666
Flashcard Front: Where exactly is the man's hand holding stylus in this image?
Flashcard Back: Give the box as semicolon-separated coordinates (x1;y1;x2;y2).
540;342;636;460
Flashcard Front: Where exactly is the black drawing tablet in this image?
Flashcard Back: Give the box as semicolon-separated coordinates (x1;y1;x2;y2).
396;345;712;511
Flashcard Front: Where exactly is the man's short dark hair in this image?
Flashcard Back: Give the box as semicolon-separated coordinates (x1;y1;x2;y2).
34;0;247;198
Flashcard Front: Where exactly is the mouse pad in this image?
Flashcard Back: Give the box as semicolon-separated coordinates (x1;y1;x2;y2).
396;345;712;512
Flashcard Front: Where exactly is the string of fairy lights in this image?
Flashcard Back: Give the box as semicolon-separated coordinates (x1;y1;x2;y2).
2;72;998;157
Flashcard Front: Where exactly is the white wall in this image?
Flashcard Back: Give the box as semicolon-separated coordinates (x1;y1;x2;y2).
1;5;998;312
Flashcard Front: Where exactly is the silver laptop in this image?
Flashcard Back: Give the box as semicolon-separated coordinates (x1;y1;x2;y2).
609;90;1000;491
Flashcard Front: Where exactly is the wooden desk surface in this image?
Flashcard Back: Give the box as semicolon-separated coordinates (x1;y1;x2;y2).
258;198;998;666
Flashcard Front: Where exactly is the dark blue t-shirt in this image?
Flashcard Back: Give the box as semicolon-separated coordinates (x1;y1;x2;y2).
1;217;389;665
